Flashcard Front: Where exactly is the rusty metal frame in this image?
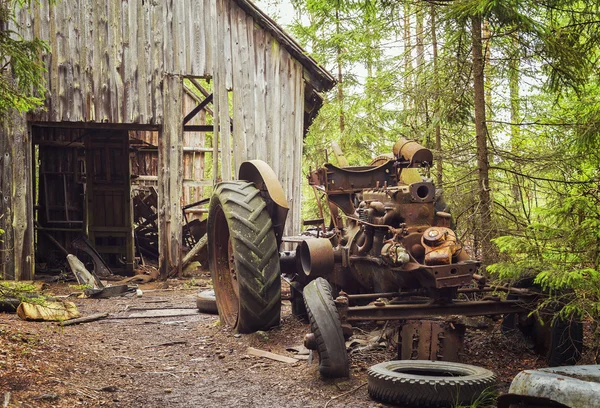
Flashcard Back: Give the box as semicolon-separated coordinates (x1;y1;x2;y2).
339;299;528;322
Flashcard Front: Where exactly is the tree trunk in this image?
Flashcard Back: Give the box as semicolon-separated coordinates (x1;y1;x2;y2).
416;4;426;135
483;19;493;138
431;5;442;187
471;14;493;266
509;34;522;206
336;6;345;133
403;3;413;115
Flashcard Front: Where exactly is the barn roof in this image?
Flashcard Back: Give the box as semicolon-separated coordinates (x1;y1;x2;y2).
233;0;336;93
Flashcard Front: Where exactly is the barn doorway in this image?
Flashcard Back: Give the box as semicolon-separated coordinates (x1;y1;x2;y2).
33;126;135;276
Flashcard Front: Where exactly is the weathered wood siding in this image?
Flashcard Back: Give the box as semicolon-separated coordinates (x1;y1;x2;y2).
0;115;35;281
17;0;306;237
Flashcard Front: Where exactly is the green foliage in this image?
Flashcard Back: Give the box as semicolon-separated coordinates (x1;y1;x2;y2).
281;0;600;321
0;0;49;119
453;386;497;408
0;281;46;305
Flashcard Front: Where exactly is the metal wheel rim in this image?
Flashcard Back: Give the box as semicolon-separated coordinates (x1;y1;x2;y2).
211;204;239;328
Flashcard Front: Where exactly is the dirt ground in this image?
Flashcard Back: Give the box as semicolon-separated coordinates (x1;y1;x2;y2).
0;278;595;408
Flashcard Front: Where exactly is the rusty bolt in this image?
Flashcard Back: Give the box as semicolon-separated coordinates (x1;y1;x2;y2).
304;333;318;350
334;296;349;306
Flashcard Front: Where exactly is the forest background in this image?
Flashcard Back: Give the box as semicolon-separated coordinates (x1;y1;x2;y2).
257;0;600;325
2;0;600;324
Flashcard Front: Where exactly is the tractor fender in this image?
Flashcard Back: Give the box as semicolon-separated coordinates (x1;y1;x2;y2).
238;160;289;247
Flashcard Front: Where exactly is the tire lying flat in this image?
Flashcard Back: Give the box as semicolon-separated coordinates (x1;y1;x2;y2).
196;290;218;314
368;360;496;407
303;277;349;378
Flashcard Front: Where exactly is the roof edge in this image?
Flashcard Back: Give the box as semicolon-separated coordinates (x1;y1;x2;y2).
232;0;336;92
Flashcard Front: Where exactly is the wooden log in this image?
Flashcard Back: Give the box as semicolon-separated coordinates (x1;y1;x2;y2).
181;234;207;269
59;312;109;326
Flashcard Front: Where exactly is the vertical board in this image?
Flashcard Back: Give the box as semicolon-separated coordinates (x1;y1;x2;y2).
230;5;245;176
253;26;267;161
158;75;184;278
0;113;34;280
217;0;232;180
292;60;305;236
210;0;220;184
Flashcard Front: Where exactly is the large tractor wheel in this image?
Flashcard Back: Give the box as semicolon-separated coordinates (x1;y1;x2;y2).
208;181;281;333
303;278;349;378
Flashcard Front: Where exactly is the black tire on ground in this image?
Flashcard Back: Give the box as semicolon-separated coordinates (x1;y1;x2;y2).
303;277;349;378
207;181;281;334
501;294;520;335
196;290;218;314
546;318;583;367
368;360;497;408
290;284;308;321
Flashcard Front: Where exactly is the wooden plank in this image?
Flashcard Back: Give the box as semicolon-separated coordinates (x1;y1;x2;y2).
108;0;124;123
253;26;267;162
203;0;213;77
279;51;291;236
73;0;84;121
158;75;184;278
0;119;14;280
122;309;198;319
142;1;153;123
231;5;246;175
267;39;281;176
292;60;305;236
222;0;233;90
241;14;255;160
47;3;59;121
83;0;94;121
0;114;34;281
63;1;75;121
247;347;297;364
191;0;205;75
152;1;164;124
210;0;219;184
216;0;231;181
163;1;174;74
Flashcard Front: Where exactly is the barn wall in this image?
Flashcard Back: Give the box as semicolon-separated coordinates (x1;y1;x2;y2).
0;115;34;281
16;0;306;236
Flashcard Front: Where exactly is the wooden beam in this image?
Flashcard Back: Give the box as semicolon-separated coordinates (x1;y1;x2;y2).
183;94;213;125
0;113;34;280
158;75;184;279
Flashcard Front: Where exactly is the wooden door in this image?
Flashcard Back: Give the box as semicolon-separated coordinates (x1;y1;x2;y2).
85;130;134;274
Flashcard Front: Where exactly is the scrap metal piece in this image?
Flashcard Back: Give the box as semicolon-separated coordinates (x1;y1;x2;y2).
398;320;465;362
71;235;113;278
67;254;103;289
499;365;600;408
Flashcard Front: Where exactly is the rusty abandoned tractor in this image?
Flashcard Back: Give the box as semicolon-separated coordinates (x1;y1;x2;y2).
207;138;582;378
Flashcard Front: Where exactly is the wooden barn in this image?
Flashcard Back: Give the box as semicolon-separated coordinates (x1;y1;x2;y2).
0;0;335;281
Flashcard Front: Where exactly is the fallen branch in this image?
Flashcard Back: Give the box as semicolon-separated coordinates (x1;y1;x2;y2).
324;383;367;408
143;340;188;349
59;312;109;326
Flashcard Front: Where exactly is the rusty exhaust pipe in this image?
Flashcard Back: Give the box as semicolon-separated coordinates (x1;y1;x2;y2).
297;239;334;278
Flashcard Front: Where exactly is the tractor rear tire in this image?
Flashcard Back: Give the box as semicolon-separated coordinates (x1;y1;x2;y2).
208;181;281;333
303;277;349;378
368;360;497;407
